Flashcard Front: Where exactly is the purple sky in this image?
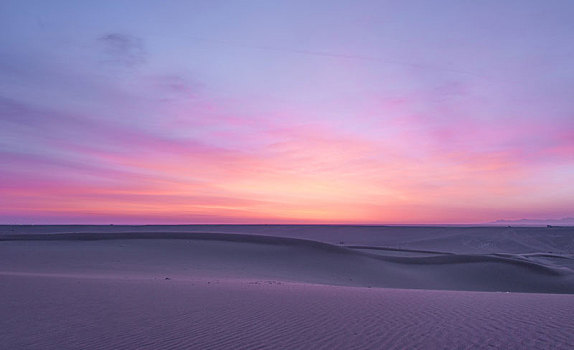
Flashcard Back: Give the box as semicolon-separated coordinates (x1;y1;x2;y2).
1;1;573;224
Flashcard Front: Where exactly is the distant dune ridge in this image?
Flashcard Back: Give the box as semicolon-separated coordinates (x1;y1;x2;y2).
488;217;574;226
1;225;573;349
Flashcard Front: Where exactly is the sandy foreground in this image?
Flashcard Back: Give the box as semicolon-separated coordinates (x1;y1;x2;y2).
1;225;573;349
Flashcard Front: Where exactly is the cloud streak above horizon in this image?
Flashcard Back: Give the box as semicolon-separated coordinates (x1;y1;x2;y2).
1;0;573;224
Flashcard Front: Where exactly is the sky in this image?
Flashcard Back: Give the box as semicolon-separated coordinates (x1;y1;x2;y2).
1;0;573;224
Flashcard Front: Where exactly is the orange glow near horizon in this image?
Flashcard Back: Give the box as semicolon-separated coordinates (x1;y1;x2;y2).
3;118;573;224
2;2;574;224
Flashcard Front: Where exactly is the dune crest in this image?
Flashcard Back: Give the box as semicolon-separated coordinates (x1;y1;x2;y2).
1;230;573;294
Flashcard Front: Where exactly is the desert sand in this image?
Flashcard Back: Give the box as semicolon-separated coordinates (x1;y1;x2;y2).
1;225;573;349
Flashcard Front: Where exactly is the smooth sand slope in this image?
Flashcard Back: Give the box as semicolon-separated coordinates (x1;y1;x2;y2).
1;225;573;349
2;274;573;350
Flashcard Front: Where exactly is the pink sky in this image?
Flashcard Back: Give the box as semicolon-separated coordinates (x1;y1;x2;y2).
1;1;573;224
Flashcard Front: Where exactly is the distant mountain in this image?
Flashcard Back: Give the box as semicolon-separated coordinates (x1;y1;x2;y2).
487;217;574;226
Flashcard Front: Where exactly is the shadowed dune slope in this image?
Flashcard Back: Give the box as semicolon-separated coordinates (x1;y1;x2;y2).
1;232;573;293
3;224;573;254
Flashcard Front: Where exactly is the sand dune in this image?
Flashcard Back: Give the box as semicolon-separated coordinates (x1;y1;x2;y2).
1;274;573;350
3;224;573;254
1;226;573;349
1;231;573;293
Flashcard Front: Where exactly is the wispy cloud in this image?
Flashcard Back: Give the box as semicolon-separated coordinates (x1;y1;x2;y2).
98;33;146;67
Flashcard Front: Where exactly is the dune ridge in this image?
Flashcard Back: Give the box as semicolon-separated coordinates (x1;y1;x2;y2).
3;224;573;254
1;230;573;294
1;231;568;276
